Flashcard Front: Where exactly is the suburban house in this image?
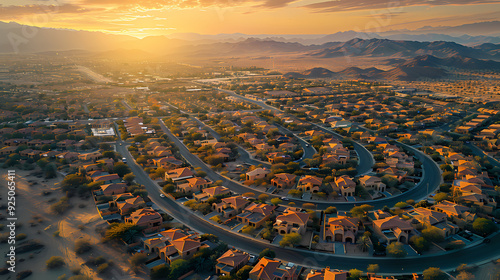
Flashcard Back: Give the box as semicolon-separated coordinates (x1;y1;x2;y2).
216;249;250;276
125;208;163;234
98;183;128;196
213;196;251;218
306;268;348;280
274;210;310;235
112;196;146;216
177;177;211;193
271;173;297;189
404;208;459;237
143;229;208;264
297;175;323;193
372;215;413;244
332;175;356;197
236;203;276;228
92;174;121;184
165;167;194;181
323;216;360;243
431;201;470;218
358;175;386;192
246;168;271;181
249;258;299;280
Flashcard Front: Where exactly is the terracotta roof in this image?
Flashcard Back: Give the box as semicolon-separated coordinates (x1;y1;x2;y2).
171;236;201;253
276;210;309;225
217;249;249;267
373;215;412;231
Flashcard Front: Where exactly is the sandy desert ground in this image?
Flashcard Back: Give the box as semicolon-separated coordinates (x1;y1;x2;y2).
0;169;147;280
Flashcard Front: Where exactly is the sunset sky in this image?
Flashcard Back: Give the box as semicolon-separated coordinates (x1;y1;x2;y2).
1;0;500;38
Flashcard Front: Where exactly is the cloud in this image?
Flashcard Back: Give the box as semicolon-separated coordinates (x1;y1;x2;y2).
0;4;103;20
255;0;297;8
302;0;500;13
83;0;249;9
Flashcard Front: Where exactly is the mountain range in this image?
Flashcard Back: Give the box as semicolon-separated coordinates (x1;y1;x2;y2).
284;54;500;81
2;21;500;54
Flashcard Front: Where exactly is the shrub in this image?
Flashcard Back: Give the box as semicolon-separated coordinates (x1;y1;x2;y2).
150;264;170;280
386;242;407;258
259;248;276;259
46;256;65;269
129;253;147;269
75;239;92;255
422;267;446;280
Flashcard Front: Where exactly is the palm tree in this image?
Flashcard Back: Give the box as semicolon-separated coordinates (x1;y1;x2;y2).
358;235;371;252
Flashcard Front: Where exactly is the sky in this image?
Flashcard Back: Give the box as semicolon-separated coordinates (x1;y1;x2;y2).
1;0;500;38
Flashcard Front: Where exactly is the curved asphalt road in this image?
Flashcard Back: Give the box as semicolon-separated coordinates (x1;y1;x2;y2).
159;119;441;211
116;140;500;274
217;88;372;175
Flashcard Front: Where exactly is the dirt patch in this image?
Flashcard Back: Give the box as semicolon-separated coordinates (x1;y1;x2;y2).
0;169;146;280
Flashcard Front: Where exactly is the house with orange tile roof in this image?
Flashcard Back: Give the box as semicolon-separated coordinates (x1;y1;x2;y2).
203;185;231;197
92;174;121;184
271;173;297;189
216;249;250;276
114;196;146;216
274;210;310;235
297;175;323;193
331;175;356;197
213;196;251;218
358;175;386;192
98;183;127;196
404;208;459;237
78;151;102;162
143;229;208;264
249;258;299;280
177;177;211;193
305;267;347;280
431;201;470;218
236;203;276;228
373;215;413;244
165;167;195;181
125;208;163;233
323;216;360;243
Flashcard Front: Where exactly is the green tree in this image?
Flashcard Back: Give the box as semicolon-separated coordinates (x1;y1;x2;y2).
386;242;407;258
434;192;449;203
123;173;136;184
367;264;379;273
168;259;190;280
150;264;170;280
422;267;446;280
113;162;131;177
259;248;276;259
422;226;445;243
104;223;142;242
44;163;57;179
279;233;301;247
350;204;374;218
410;236;430;253
457;271;475;280
258;194;269;202
270;198;282;206
472;218;497;236
325;206;337;214
349;268;362;279
235;265;253;280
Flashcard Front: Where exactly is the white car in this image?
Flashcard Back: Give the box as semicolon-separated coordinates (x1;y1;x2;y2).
160;194;165;198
